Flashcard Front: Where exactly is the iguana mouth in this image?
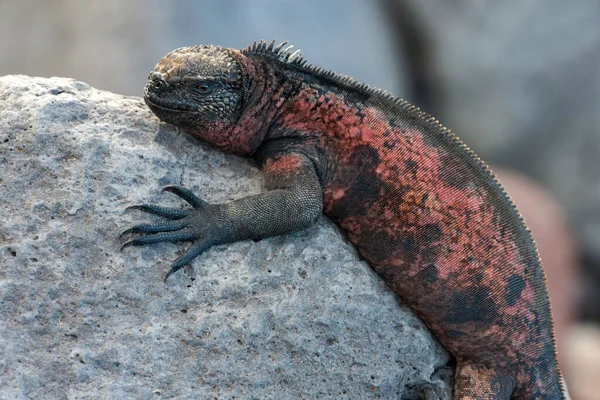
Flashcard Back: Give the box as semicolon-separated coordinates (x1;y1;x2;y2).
144;95;199;113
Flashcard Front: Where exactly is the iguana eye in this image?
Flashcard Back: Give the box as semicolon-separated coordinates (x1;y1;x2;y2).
196;84;211;93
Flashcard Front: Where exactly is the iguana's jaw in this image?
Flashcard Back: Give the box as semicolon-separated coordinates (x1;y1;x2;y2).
143;83;202;132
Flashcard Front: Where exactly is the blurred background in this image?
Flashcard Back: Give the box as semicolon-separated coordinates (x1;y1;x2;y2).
1;0;598;397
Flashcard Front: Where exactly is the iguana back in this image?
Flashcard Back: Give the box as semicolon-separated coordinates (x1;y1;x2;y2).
124;40;567;399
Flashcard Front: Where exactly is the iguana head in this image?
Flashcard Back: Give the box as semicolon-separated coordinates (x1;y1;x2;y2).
144;45;246;151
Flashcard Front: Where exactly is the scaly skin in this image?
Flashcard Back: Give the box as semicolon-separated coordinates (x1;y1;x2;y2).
121;41;567;399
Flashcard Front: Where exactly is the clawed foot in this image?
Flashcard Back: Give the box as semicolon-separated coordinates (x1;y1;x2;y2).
121;185;231;282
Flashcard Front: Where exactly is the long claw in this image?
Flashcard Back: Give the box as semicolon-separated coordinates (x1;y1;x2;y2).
163;264;183;283
120;228;133;238
164;240;213;282
120;221;186;237
126;204;187;219
120;231;196;250
120;241;134;251
162;185;207;209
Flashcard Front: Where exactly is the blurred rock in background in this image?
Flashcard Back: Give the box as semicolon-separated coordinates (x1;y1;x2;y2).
564;324;600;400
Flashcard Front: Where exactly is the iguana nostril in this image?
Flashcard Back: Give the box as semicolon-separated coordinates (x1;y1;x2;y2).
152;80;166;91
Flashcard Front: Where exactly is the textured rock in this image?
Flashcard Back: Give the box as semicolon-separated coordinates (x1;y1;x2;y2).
0;75;452;399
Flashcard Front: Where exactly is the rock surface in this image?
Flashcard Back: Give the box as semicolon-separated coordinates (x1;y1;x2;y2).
0;75;452;399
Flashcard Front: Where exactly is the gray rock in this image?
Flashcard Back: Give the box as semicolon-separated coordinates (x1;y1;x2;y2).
0;75;452;399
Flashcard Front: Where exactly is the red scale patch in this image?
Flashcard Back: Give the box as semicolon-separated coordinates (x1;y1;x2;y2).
281;87;551;377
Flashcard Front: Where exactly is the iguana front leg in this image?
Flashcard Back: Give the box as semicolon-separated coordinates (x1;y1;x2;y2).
121;152;323;281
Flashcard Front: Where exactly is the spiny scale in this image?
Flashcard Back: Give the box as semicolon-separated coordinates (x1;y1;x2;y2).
244;40;424;113
243;39;307;66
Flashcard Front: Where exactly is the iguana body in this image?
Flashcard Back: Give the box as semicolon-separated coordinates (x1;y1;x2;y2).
122;41;566;399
